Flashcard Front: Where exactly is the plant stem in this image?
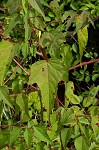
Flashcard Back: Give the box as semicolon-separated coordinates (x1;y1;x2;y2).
69;58;99;71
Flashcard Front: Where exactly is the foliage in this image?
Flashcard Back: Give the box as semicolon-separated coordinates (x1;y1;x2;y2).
0;0;99;149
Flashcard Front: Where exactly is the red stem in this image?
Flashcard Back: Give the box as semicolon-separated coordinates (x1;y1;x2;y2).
56;97;65;107
69;58;99;71
13;58;30;76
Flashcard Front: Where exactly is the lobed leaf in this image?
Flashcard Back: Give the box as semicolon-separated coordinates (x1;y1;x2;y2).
28;58;67;113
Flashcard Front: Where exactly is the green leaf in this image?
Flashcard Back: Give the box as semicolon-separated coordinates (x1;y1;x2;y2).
61;128;72;147
50;0;61;19
61;44;73;68
16;94;30;122
0;40;15;85
74;124;80;137
65;12;77;31
60;108;76;126
44;16;51;22
62;10;74;21
70;2;79;10
40;31;65;57
72;43;78;53
33;125;51;143
28;58;67;112
28;91;40;110
9;127;21;147
6;0;22;14
78;117;90;124
0;86;13;108
66;81;80;104
24;128;32;147
12;79;23;93
89;85;99;97
85;76;90;82
28;0;45;18
91;115;99;137
80;125;91;139
0;129;10;149
0;101;3;121
76;13;88;61
92;74;99;81
83;96;94;107
75;136;89;150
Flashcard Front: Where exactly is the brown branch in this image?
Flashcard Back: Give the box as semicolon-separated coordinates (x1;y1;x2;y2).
56;97;65;107
13;58;30;76
3;67;18;85
69;58;99;71
0;124;26;129
45;17;70;26
10;85;39;97
4;59;24;85
36;51;43;57
45;20;62;26
0;8;7;11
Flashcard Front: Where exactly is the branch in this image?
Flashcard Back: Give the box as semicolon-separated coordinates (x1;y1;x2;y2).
13;58;30;76
4;59;24;85
56;97;65;107
0;8;7;11
69;58;99;71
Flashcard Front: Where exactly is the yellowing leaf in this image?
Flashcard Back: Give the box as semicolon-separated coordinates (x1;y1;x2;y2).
28;58;67;112
66;81;80;104
0;40;14;85
28;92;40;110
76;14;88;61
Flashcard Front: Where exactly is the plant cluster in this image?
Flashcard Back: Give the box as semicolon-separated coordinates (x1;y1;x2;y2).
0;0;99;149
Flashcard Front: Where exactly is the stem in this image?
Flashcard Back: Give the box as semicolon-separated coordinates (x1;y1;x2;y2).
4;59;24;85
60;131;64;150
56;97;65;108
69;58;99;71
13;58;30;76
38;91;43;124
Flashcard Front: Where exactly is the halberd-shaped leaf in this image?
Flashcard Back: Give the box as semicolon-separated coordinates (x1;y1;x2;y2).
28;0;45;18
0;86;13;108
0;40;15;85
28;58;67;112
